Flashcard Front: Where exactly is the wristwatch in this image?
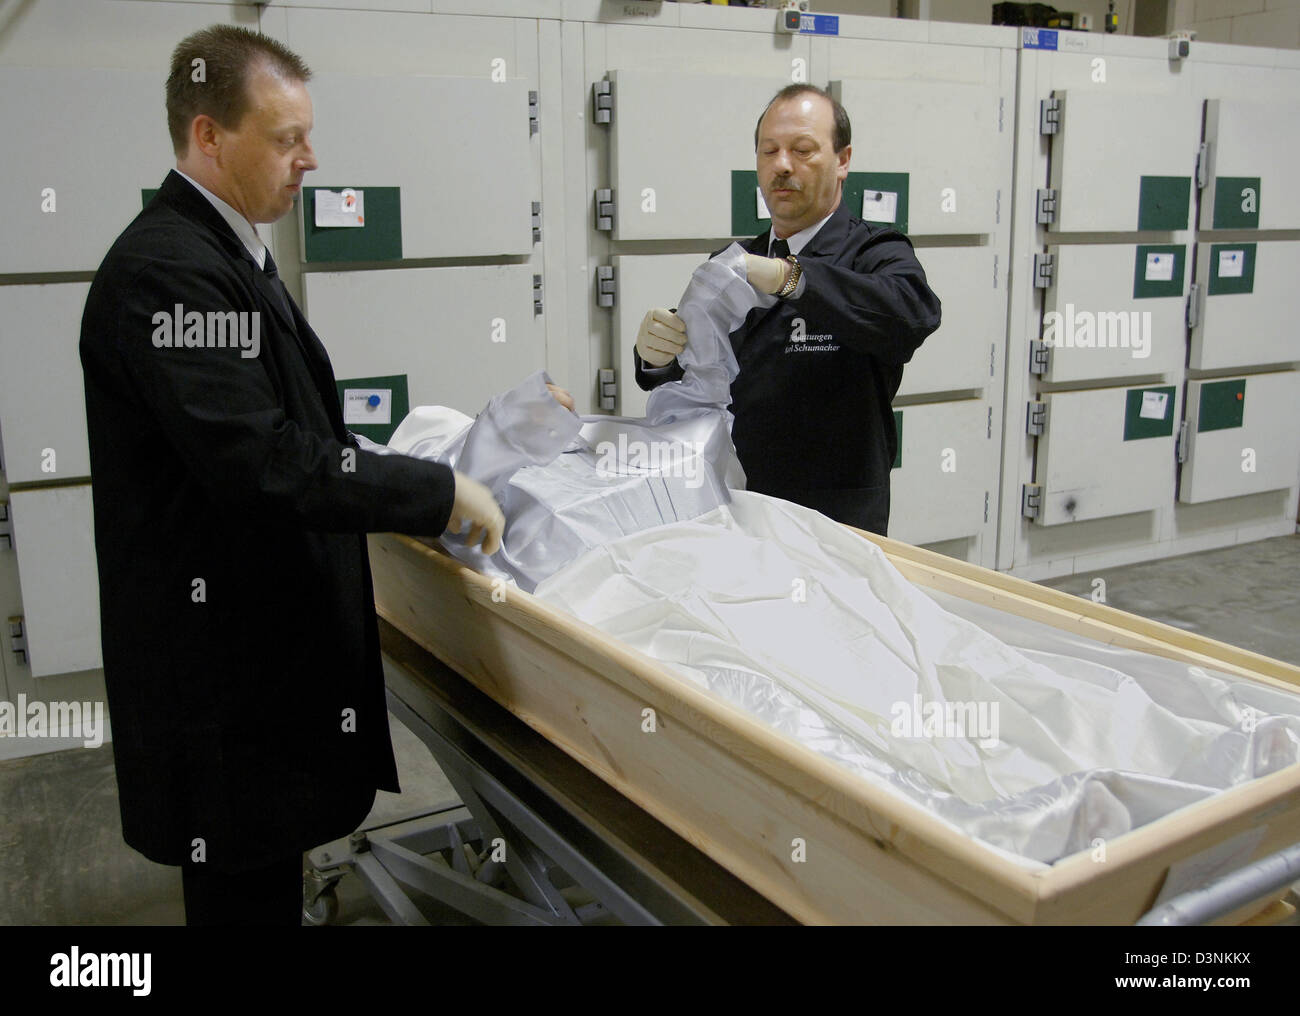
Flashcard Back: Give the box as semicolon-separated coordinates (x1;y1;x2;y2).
777;255;802;298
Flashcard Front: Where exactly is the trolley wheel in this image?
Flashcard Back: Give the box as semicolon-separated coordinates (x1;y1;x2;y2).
303;885;340;927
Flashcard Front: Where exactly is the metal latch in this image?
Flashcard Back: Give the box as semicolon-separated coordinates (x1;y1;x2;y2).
0;501;10;550
1186;282;1202;329
1039;96;1061;135
595;189;615;231
1195;141;1210;189
1029;339;1051;376
592;81;613;124
1036;189;1058;225
532;274;543;316
531;202;542;243
595;266;616;308
1026;400;1048;436
597;367;617;411
528;90;540;135
1176;419;1190;464
1022;483;1043;521
1033;252;1054;287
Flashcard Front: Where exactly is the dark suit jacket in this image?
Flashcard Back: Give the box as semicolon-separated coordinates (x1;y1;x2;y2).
80;170;456;871
636;202;941;535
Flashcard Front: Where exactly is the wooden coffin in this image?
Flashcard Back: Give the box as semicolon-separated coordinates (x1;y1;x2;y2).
367;529;1300;925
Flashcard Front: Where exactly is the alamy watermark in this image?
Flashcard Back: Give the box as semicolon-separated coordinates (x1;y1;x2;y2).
891;695;1000;748
0;694;105;749
1042;304;1151;360
152;304;260;359
50;948;150;996
594;434;706;489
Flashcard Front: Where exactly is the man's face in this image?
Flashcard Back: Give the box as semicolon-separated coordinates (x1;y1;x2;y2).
756;93;850;239
209;63;317;224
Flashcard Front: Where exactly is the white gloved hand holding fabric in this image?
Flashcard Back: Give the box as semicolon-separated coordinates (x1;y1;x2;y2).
635;307;688;367
744;253;791;295
446;471;505;556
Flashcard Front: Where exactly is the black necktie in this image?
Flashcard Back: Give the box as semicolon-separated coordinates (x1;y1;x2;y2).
770;237;791;260
261;250;294;322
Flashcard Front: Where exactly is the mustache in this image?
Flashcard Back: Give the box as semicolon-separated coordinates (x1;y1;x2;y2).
769;177;803;192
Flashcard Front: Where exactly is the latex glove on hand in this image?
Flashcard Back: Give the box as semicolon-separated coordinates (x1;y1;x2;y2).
744;253;792;295
546;383;575;413
635;308;687;367
446;471;506;556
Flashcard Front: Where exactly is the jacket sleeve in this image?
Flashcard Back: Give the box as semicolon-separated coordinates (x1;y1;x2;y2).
114;259;456;536
633;348;686;391
787;232;941;365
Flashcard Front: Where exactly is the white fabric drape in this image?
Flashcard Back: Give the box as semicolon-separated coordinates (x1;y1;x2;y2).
386;245;1300;866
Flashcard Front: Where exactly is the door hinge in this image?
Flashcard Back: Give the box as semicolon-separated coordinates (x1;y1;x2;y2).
1036;189;1058;225
1039;96;1060;135
0;500;10;550
1026;400;1048;436
1022;483;1043;521
592;80;613;125
595;189;615;232
532;274;543;316
529;90;540;135
531;201;541;243
1033;251;1054;287
596;265;616;308
8;615;27;666
1176;419;1190;464
597;367;617;411
1029;338;1051;376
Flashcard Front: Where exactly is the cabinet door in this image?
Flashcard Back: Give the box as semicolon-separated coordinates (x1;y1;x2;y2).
1047;90;1199;233
608;70;790;241
890;399;994;546
1040;244;1187;383
0;284;92;485
1202;100;1300;232
304;265;541;418
1032;385;1178;525
1190;241;1300;372
1180;372;1300;504
833;79;1002;236
10;486;102;678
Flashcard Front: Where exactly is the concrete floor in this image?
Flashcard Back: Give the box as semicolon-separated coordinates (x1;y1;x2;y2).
1039;531;1300;667
0;712;454;926
2;532;1298;925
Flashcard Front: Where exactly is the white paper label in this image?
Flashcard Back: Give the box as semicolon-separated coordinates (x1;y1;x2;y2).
343;388;391;425
315;188;365;228
1139;390;1169;420
1218;249;1244;278
1144;252;1174;282
755;186;770;220
862;190;898;224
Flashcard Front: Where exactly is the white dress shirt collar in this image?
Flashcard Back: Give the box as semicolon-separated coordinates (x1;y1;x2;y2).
768;208;836;257
175;168;267;270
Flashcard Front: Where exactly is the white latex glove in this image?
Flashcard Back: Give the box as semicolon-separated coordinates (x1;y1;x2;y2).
446;470;506;556
744;253;791;295
635;308;687;367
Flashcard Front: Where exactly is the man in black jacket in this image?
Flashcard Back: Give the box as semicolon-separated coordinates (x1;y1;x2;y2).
80;25;504;924
635;85;941;535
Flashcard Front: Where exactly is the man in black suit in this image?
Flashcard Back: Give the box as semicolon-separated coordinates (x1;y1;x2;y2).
634;85;941;535
80;25;505;924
